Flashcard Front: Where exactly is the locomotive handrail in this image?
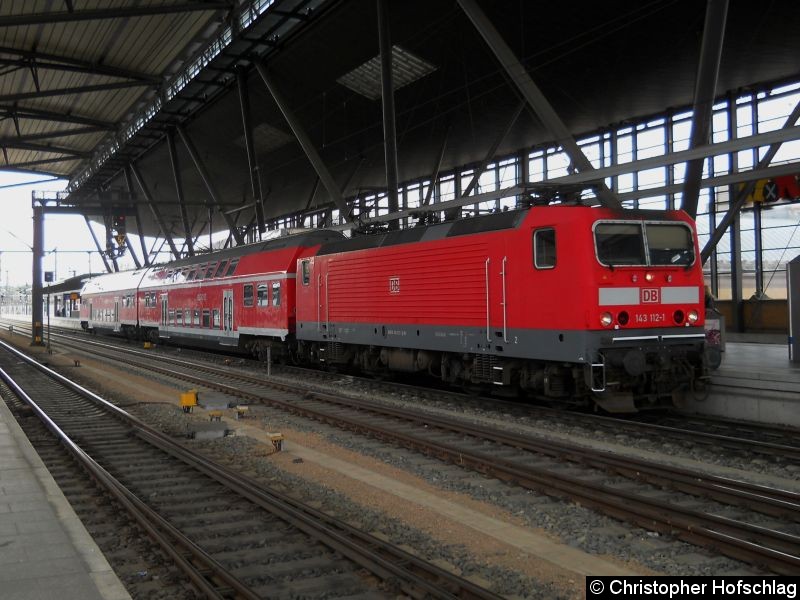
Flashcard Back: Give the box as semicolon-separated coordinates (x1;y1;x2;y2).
485;257;491;342
325;272;330;333
501;256;508;343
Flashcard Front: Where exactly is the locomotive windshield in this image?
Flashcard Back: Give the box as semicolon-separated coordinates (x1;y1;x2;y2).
595;221;694;267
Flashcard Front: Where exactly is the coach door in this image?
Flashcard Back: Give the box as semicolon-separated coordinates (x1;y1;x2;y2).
113;298;120;332
160;295;168;326
223;290;234;336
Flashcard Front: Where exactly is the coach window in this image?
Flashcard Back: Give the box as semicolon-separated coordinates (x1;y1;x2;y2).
272;281;281;306
301;260;310;285
202;309;210;328
533;228;556;269
204;262;217;279
187;268;197;281
257;284;269;307
213;261;228;278
243;284;254;307
213;309;220;328
225;259;239;277
196;264;208;281
193;309;200;326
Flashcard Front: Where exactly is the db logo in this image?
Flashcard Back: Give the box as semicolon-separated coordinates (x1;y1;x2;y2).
389;277;400;294
641;288;660;304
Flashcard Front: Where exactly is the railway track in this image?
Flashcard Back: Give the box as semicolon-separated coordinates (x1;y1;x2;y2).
22;330;800;574
6;319;799;465
0;339;502;600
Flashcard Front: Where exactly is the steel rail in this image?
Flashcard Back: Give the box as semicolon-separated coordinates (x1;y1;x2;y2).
0;367;257;600
32;334;800;574
0;339;502;600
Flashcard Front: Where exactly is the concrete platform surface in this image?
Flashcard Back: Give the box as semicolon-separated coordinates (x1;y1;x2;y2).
0;396;131;600
689;339;800;427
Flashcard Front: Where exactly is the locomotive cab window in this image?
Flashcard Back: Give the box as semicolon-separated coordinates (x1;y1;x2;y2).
595;223;646;266
301;260;310;285
243;284;254;307
645;223;694;266
533;228;556;269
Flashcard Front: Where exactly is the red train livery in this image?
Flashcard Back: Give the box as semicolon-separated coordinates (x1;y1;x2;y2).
81;205;710;411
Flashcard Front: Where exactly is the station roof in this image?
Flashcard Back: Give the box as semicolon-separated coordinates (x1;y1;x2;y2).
3;1;800;240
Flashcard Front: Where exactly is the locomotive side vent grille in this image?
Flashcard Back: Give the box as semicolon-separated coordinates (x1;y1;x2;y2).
473;354;497;382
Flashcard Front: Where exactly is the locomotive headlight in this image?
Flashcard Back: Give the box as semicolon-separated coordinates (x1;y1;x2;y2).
687;309;699;324
600;312;613;327
645;272;655;282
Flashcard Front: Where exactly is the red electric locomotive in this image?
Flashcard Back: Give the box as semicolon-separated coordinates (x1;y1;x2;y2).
81;205;710;411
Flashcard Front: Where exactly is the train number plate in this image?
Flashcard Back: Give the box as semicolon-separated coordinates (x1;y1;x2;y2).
634;312;666;324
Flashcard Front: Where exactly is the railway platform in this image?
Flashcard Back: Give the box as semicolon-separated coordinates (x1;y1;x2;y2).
0;395;131;600
688;333;800;427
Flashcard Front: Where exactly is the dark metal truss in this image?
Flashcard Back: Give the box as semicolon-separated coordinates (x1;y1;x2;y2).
0;126;107;144
0;46;159;84
1;141;89;158
0;105;115;130
0;80;152;103
0;2;232;27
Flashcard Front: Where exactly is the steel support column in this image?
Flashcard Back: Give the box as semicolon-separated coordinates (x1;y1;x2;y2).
167;128;194;256
176;125;244;245
129;163;181;260
84;216;112;273
31;204;44;345
462;100;525;198
457;0;621;209
237;66;265;236
423;125;450;206
124;165;150;266
680;0;729;218
700;99;800;263
124;237;142;269
255;60;351;222
377;0;399;228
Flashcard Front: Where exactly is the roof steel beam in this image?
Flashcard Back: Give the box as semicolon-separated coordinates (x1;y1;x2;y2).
123;236;142;269
457;0;621;210
422;124;451;206
236;65;264;236
84;215;112;274
681;0;729;218
166;129;194;256
700;98;800;264
0;105;115;129
544;125;800;187
0;3;231;27
176;125;245;246
462;99;525;198
255;60;352;222
0;126;106;144
377;0;400;229
0;81;151;103
2;156;76;169
124;165;151;267
129;162;181;261
2;141;90;158
0;47;159;83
